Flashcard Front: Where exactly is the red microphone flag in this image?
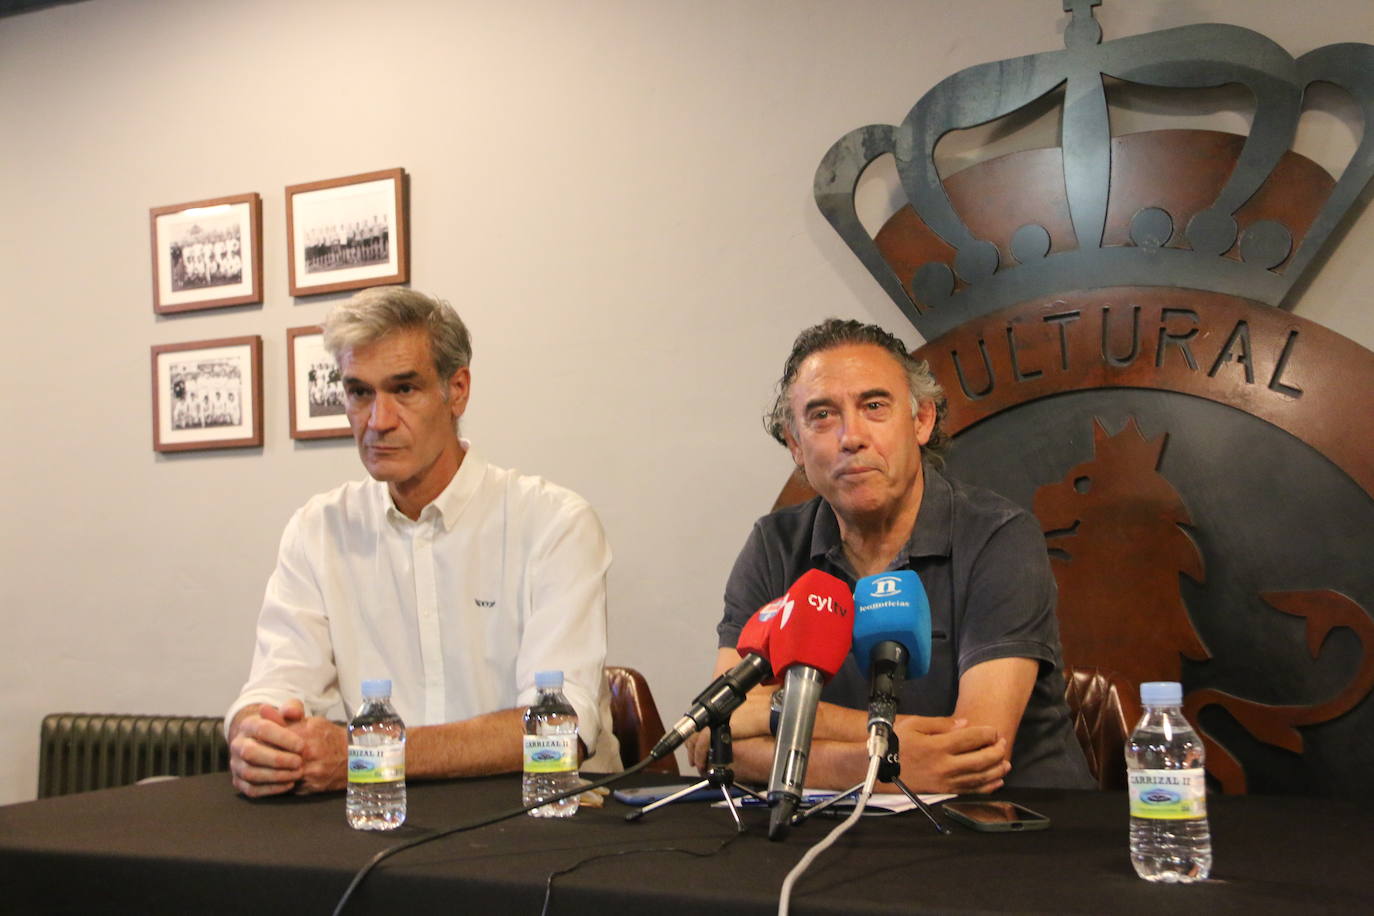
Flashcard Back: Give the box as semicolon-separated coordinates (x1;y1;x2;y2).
737;596;781;661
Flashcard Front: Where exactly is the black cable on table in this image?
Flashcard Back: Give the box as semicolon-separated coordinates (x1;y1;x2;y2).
539;827;744;916
332;756;655;916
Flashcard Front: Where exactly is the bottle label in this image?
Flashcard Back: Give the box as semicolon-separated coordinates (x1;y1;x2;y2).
348;743;405;784
1128;768;1207;820
523;734;577;774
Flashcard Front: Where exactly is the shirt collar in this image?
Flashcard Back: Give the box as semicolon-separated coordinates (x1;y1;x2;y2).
908;463;954;558
808;461;955;572
382;438;487;531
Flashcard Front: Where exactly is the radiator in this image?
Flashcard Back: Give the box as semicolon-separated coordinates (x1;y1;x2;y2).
38;713;230;798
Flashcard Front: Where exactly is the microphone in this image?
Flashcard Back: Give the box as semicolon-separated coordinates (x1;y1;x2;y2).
649;594;782;760
852;571;931;743
765;569;854;839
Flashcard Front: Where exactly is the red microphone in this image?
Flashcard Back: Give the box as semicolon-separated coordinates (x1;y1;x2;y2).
765;568;854;838
737;592;780;661
650;597;782;760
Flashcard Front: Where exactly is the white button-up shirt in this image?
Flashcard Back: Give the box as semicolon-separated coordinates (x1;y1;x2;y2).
227;445;618;770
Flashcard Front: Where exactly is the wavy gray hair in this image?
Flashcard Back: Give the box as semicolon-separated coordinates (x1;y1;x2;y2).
766;318;947;460
323;286;472;382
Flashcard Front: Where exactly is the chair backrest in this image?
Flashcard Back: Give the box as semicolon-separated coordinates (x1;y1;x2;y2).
1062;666;1140;791
605;665;679;775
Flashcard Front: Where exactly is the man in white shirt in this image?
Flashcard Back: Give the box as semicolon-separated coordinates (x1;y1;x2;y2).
227;287;617;797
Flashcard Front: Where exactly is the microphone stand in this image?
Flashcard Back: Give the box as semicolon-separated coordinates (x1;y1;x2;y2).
625;721;767;830
790;729;949;834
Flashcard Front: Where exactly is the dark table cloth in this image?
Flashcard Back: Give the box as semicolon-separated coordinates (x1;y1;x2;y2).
0;772;1369;914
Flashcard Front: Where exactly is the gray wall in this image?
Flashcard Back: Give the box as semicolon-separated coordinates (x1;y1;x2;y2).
2;0;1371;805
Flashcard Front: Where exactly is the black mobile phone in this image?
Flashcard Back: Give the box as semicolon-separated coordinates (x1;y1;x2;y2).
941;800;1051;832
611;784;744;807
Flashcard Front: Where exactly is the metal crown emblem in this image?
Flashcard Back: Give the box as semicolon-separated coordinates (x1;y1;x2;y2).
814;0;1374;341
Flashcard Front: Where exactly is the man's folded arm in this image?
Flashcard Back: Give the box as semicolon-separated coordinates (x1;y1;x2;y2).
230;700;530;796
225;509;343;737
694;647;1014;794
405;708;527;778
514;495;614;767
951;656;1037;762
227;513;348;798
415;497;613;780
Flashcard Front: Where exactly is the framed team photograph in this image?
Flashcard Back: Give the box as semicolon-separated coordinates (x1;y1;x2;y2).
150;193;263;314
287;325;352;440
151;336;263;452
286;167;408;297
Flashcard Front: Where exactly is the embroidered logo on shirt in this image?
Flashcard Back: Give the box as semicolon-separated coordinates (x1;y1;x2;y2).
475;599;496;608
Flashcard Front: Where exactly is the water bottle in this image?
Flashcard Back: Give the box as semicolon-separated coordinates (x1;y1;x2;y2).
1125;681;1212;882
346;679;406;830
522;670;580;818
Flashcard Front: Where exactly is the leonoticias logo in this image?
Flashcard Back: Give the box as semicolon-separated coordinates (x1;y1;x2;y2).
871;576;901;598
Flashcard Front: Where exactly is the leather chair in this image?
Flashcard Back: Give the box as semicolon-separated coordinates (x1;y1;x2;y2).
1062;665;1140;790
605;666;679;775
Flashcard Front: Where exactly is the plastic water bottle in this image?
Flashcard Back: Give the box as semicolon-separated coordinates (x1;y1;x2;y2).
522;670;580;818
346;679;406;830
1125;681;1211;882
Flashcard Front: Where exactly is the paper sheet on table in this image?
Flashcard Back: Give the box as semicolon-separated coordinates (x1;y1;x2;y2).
715;791;954;814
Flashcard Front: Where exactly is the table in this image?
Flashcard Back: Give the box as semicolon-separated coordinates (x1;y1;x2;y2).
1;772;1369;914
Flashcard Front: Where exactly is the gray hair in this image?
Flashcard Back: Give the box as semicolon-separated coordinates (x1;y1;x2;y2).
766;318;947;460
322;287;472;381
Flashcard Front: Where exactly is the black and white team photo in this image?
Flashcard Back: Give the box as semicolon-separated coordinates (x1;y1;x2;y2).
168;358;244;430
302;214;389;274
167;216;244;292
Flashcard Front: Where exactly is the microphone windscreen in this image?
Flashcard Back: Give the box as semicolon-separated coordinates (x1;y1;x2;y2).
852;570;932;678
767;569;854;679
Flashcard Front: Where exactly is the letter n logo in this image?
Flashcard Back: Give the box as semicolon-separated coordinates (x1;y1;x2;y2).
873;576;900;597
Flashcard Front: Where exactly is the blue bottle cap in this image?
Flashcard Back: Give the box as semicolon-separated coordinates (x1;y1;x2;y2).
1140;681;1183;706
361;678;392;698
534;670;564;689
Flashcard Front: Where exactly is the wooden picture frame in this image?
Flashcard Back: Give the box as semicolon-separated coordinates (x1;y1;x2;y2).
285;167;408;297
287;325;352;440
151;336;263;452
150;193;263;314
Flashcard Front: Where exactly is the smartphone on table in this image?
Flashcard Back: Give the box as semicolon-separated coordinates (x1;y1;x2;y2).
612;784;744;806
941;799;1051;832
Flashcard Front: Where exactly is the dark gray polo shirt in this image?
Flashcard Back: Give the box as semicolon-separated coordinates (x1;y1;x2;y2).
716;464;1094;789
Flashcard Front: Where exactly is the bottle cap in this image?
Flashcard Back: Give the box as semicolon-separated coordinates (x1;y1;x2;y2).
1140;681;1183;706
534;670;564;689
361;678;392;698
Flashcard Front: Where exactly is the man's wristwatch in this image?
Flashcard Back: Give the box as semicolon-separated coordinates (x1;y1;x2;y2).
769;687;786;736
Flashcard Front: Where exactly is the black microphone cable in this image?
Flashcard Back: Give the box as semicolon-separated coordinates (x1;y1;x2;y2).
538;823;743;915
332;755;657;916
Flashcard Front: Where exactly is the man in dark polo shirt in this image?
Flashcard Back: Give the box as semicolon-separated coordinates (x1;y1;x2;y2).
698;319;1093;793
